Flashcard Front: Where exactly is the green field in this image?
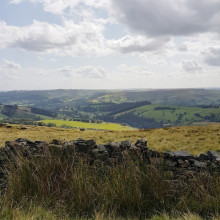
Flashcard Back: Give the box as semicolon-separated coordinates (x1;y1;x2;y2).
40;119;132;131
131;104;220;125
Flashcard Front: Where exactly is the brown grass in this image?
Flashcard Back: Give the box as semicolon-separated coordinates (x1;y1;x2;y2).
0;123;219;154
2;151;220;219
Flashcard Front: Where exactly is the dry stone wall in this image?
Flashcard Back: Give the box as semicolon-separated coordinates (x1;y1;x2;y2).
1;138;220;190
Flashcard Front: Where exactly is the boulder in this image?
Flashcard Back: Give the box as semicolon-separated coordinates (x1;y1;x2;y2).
34;140;47;146
91;145;108;161
207;151;220;162
74;138;96;153
173;150;193;160
15;138;35;146
105;142;120;154
198;153;209;161
194;160;207;169
120;140;132;150
135;139;148;149
50;139;62;145
177;159;190;168
98;145;107;153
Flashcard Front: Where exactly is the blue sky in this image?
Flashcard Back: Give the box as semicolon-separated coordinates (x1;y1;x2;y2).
0;0;220;90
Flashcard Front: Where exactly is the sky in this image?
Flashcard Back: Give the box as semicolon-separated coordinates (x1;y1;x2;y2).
0;0;220;90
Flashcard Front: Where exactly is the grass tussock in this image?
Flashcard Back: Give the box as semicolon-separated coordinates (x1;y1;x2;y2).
1;151;220;219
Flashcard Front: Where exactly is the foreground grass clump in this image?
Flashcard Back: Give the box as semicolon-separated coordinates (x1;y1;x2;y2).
0;123;219;154
1;151;220;219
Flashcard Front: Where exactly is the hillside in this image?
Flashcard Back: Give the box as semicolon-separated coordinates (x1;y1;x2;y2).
70;102;220;128
0;123;219;154
0;104;55;121
0;89;219;129
0;89;219;109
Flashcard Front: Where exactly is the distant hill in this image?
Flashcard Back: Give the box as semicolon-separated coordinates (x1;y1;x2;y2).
0;89;219;109
0;104;56;121
0;89;219;128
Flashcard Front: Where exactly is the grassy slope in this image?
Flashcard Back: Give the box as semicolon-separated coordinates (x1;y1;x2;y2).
1;89;220;107
91;89;220;105
133;105;220;122
40;119;132;131
0;123;219;154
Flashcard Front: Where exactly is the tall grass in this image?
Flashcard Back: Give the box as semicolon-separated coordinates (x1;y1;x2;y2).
1;150;220;219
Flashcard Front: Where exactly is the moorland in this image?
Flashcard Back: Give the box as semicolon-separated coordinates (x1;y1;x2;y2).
0;88;220;219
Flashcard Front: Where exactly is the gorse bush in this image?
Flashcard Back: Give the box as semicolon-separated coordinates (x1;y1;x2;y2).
2;150;220;219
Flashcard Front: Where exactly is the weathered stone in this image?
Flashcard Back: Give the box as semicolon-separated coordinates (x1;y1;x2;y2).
135;139;148;149
177;159;190;168
194;160;207;169
120;140;132;150
207;151;220;162
91;148;99;155
105;142;121;158
91;146;108;161
15;138;35;146
50;139;62;145
35;140;46;145
173;150;193;160
198;153;209;161
74;138;96;153
164;150;175;159
98;145;107;153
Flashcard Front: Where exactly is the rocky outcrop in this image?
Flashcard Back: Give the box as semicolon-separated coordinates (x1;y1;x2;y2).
0;138;220;190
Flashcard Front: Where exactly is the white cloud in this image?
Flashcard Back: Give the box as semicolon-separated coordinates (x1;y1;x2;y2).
182;60;202;73
74;66;106;78
2;59;21;69
204;47;220;66
0;60;22;80
10;0;110;14
110;0;220;37
108;35;170;53
0;20;109;56
57;65;106;78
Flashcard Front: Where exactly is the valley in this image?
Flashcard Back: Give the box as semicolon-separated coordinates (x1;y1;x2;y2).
0;89;220;129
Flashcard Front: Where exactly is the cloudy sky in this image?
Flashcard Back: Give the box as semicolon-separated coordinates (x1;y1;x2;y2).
0;0;220;90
